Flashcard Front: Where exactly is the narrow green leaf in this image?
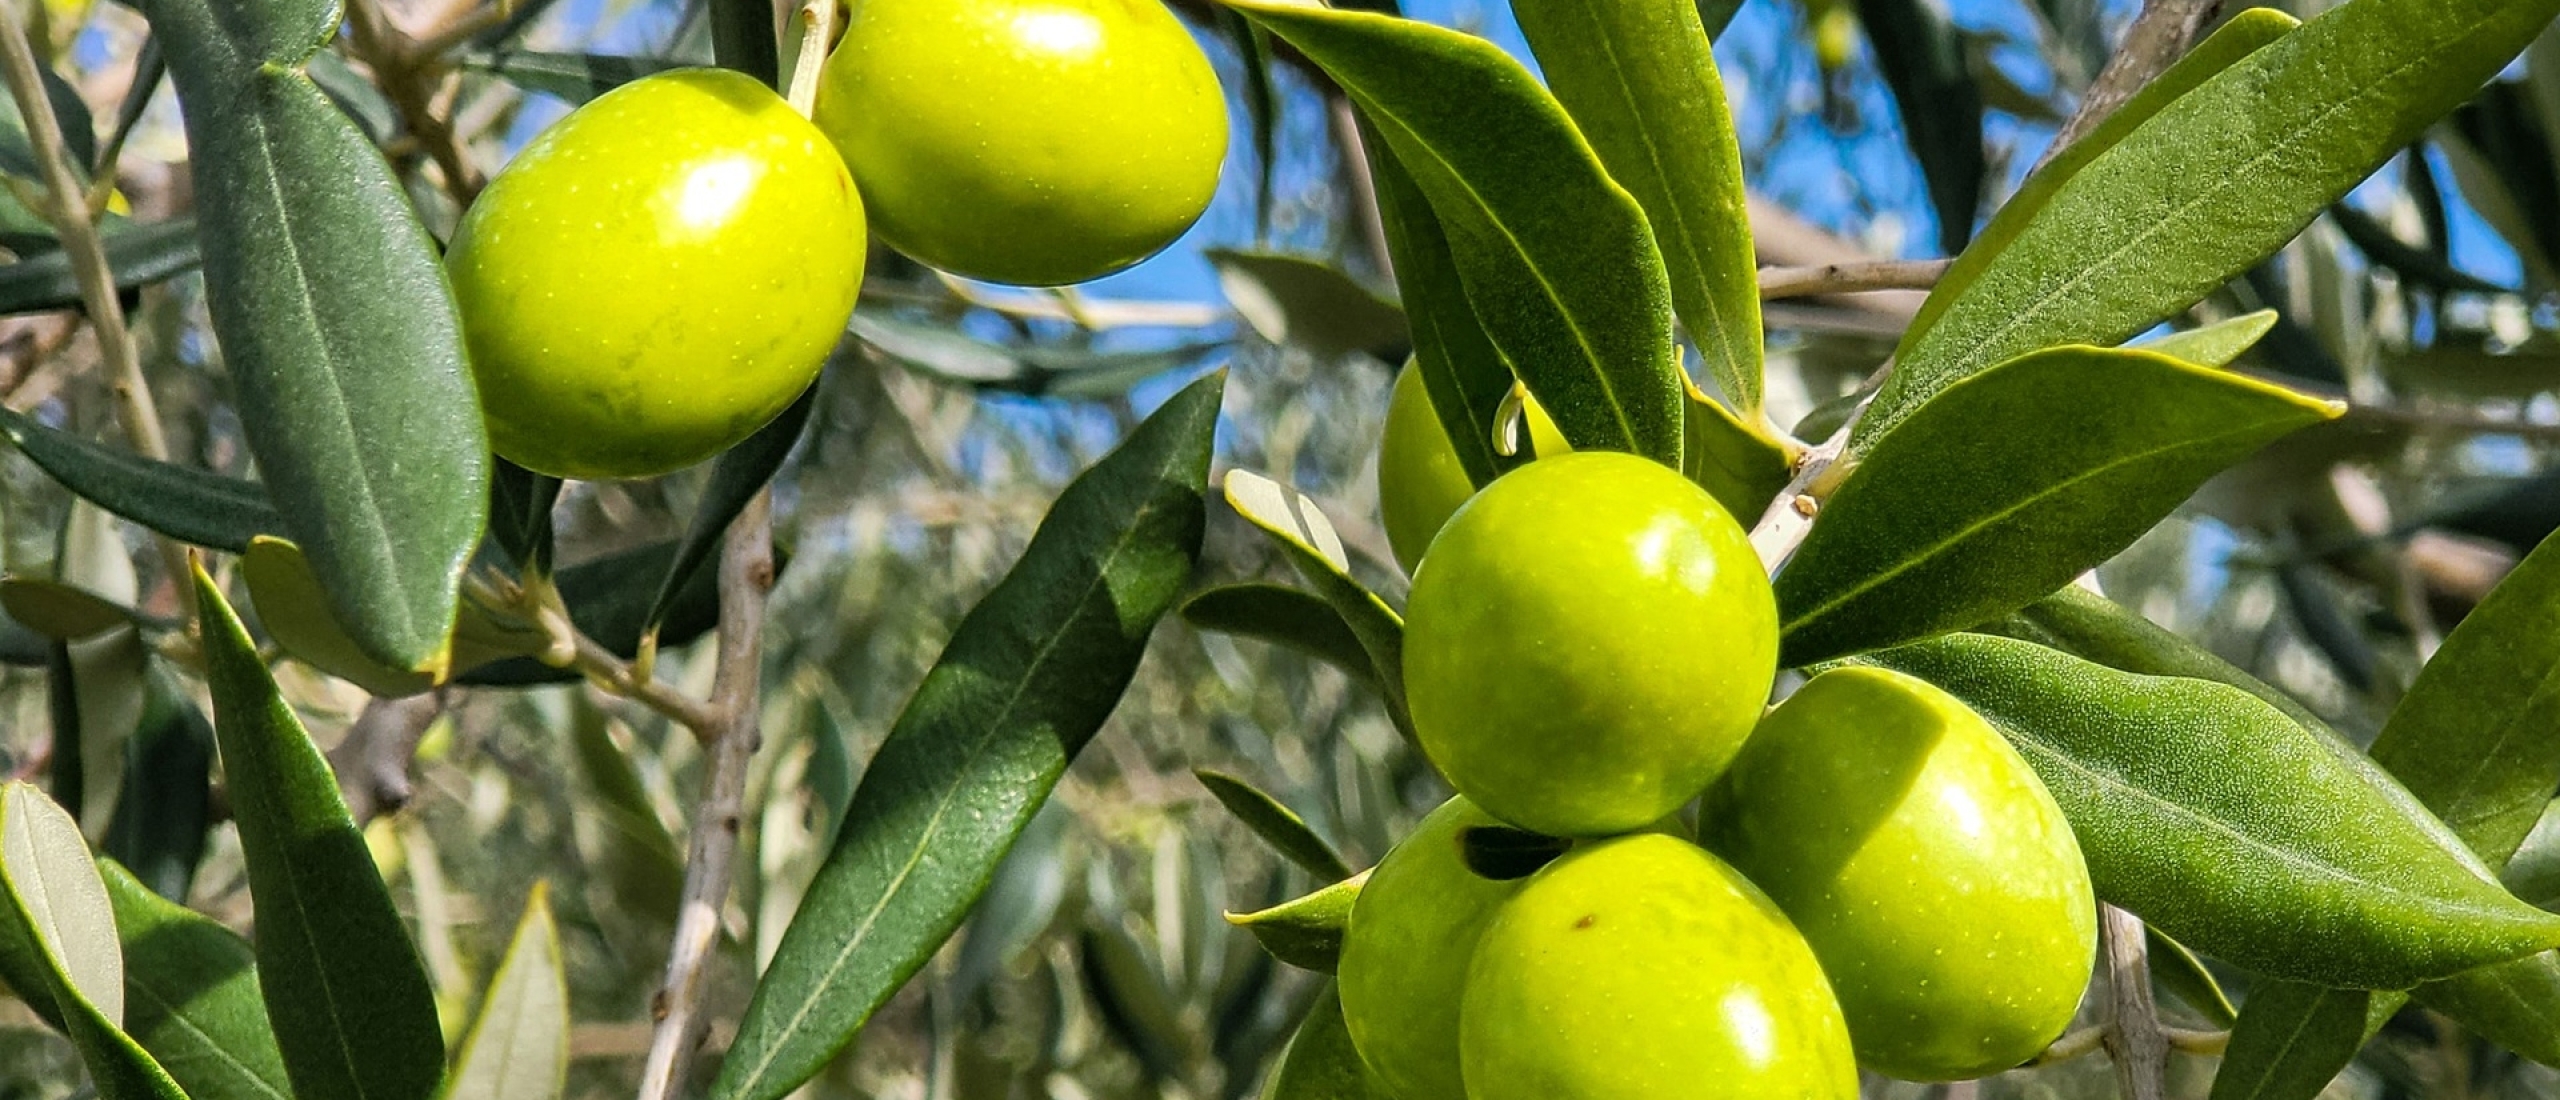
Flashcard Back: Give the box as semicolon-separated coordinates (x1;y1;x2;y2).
0;61;97;182
1869;0;2557;446
193;566;445;1100
1513;0;1764;416
708;0;779;86
1221;470;1407;719
101;858;293;1100
459;51;685;105
0;406;281;552
1227;0;1684;466
2506;798;2560;909
1858;633;2560;988
2147;926;2236;1028
442;882;567;1100
1362;124;1514;489
1683;382;1792;523
103;671;215;903
1695;0;1739;38
145;0;491;674
712;372;1223;1100
486;459;560;576
1778;346;2338;665
2329;201;2512;295
1209;249;1410;360
2136;310;2281;369
2365;527;2560;864
563;698;682;926
2209;981;2384;1100
1179;583;1374;684
1263;985;1389;1100
0;219;202;316
2414;955;2560;1066
1081;917;1192;1077
2;577;137;640
0;785;187;1100
1194;770;1354;881
1854;0;1985;255
1227;875;1362;974
947;801;1069;1006
644;383;815;640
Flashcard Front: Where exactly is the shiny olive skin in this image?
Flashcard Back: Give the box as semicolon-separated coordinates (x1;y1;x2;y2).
1703;667;2097;1081
1403;452;1777;837
814;0;1227;286
1336;796;1518;1100
1377;362;1568;576
446;69;865;480
1460;834;1859;1100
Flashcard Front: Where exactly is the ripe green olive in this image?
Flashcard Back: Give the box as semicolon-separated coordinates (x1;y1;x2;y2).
1703;666;2097;1081
1403;451;1777;837
1336;796;1519;1100
813;0;1227;286
1377;363;1568;575
1460;833;1859;1100
446;69;865;481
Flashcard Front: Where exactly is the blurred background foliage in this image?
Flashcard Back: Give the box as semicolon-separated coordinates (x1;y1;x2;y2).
7;0;2560;1096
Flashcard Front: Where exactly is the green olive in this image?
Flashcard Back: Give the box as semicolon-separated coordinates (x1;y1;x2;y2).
1336;796;1519;1100
446;69;864;480
1460;833;1859;1099
1703;666;2097;1081
1402;451;1776;837
1377;362;1568;575
814;0;1227;286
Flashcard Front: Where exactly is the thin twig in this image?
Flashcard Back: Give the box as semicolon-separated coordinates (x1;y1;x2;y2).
2032;0;2224;176
2100;904;2171;1100
326;691;447;823
345;0;486;205
636;487;776;1100
1758;259;1951;301
0;2;191;592
465;572;725;735
885;278;1228;330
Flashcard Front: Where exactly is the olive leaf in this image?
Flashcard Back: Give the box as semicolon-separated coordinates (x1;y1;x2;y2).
1265;985;1391;1100
1778;346;2338;665
712;373;1221;1100
101;858;293;1100
1180;583;1375;685
1227;875;1364;973
1683;382;1793;523
1362;125;1517;489
0;784;188;1100
1225;0;1685;467
1867;0;2558;447
2210;982;2388;1100
2136;309;2281;368
0;406;281;553
1196;770;1356;881
1513;0;1765;419
1221;470;1408;722
1860;633;2560;988
1208;249;1410;361
443;883;569;1100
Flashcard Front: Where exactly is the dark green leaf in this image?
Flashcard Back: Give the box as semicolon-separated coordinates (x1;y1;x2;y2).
2209;981;2385;1100
102;670;214;904
1870;0;2558;446
0;61;97;182
1226;876;1362;974
0;405;280;552
102;858;293;1100
1858;633;2560;988
1514;0;1764;416
193;567;445;1100
1228;0;1684;466
1180;583;1374;685
487;458;560;576
711;372;1222;1100
1694;0;1739;39
1458;825;1572;880
459;51;686;105
1221;470;1407;721
645;382;814;640
1778;346;2338;665
147;0;491;675
1081;917;1191;1078
708;0;779;86
1208;249;1409;360
0;219;202;316
2414;955;2560;1067
948;801;1068;1007
444;883;568;1100
1263;985;1389;1100
2147;926;2236;1028
1853;0;1985;255
1195;770;1354;881
1361;123;1514;489
2329;201;2511;295
4;577;136;640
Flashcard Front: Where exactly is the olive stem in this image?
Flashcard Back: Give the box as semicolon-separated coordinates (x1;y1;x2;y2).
345;0;486;205
636;488;776;1100
0;1;193;597
2100;903;2171;1100
784;0;839;117
464;572;725;736
1757;259;1951;302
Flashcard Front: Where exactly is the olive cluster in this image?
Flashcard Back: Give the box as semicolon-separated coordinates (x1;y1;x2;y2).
1344;364;2101;1097
439;0;1228;481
